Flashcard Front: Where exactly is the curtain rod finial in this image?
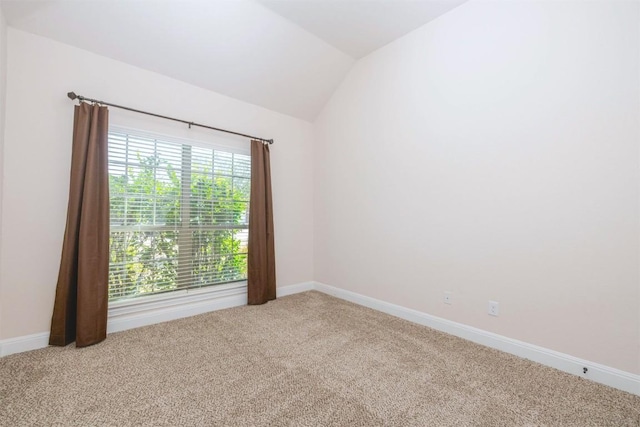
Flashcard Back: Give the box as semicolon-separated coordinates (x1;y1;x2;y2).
67;92;78;100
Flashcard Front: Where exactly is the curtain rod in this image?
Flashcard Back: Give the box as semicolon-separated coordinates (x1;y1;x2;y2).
66;92;274;144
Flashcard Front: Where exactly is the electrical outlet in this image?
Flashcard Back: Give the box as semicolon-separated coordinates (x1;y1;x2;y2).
488;300;499;316
444;291;452;305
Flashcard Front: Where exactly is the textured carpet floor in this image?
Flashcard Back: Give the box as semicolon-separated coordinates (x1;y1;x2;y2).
0;291;638;426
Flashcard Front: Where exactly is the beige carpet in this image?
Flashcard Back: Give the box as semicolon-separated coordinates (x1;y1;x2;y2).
0;291;638;426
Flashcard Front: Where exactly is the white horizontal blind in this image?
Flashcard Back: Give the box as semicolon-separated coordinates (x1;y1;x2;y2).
108;130;250;301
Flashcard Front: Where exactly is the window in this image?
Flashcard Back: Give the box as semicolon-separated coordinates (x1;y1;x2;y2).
107;129;251;301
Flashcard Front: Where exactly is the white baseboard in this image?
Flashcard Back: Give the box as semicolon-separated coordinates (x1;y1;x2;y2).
312;281;640;397
0;332;50;357
2;281;638;396
276;281;315;297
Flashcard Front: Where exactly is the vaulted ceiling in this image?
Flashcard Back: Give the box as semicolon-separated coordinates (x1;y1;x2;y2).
0;0;468;121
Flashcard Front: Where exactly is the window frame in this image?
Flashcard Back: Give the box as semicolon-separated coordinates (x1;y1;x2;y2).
107;125;251;307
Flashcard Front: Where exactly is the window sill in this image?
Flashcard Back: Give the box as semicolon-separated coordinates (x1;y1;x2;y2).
108;281;247;320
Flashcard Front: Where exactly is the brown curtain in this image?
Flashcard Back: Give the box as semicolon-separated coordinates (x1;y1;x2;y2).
49;102;110;347
247;140;276;305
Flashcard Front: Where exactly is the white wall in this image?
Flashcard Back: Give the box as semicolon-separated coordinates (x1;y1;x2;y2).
0;8;7;339
637;6;640;379
314;0;640;374
0;29;314;340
